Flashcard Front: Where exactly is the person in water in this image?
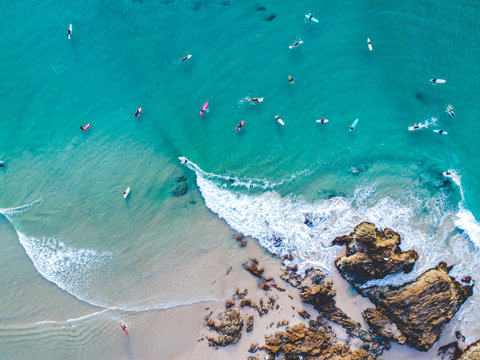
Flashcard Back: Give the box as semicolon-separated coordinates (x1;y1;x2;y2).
67;27;72;39
288;76;294;84
439;130;445;134
248;98;261;103
291;41;301;47
432;79;438;84
236;121;245;131
134;107;142;118
180;55;191;62
307;14;313;20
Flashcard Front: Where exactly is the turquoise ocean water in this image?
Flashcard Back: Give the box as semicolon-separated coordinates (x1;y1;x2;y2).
1;0;480;358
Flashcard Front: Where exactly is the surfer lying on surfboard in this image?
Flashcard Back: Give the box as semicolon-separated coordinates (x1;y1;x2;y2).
67;24;72;39
134;107;142;118
236;120;245;132
430;79;446;84
289;40;303;49
120;323;129;335
248;97;263;103
180;54;192;62
446;105;455;118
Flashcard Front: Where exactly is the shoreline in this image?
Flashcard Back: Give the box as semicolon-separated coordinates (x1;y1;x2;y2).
124;232;469;359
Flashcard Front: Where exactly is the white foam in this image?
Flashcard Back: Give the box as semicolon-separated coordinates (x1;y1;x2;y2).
16;231;113;307
181;157;445;277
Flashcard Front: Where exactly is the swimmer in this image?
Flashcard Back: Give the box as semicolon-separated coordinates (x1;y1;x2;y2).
236;120;245;132
134;107;142;118
288;76;294;84
446;105;455;118
180;54;192;62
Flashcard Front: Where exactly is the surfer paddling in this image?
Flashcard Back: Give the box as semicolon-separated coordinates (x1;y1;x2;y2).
248;97;263;103
289;40;303;49
180;54;192;62
134;107;142;118
236;120;245;132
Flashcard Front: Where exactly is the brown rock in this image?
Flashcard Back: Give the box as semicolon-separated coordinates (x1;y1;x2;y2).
459;340;480;359
438;341;462;360
260;282;271;291
206;310;243;347
243;259;264;278
362;262;474;351
363;308;406;344
271;283;286;292
246;315;254;332
261;323;374;360
298;310;311;319
277;320;289;328
462;276;472;284
225;299;234;309
239;240;247;247
247;357;260;360
248;343;258;353
333;222;418;286
240;298;252;307
234;288;248;299
234;234;244;241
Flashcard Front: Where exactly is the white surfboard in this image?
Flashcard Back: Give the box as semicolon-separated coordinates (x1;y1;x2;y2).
315;119;329;124
305;14;319;23
289;40;304;49
123;187;130;199
408;123;428;131
367;38;372;51
68;24;72;39
349;118;358;132
275;115;285;126
433;129;448;135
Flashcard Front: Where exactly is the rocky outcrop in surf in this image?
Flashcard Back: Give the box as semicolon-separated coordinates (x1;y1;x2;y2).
333;222;418;286
335;223;474;351
361;262;473;351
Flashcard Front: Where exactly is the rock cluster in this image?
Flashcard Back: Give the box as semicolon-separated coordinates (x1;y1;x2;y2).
206;309;243;347
262;323;372;360
334;223;474;352
333;222;418;286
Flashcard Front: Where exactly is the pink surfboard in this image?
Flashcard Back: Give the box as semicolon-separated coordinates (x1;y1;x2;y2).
80;123;91;131
200;102;209;116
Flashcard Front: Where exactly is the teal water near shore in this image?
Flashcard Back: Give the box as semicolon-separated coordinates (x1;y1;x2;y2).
1;0;480;358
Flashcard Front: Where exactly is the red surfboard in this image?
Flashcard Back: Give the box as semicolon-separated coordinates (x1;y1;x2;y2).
120;324;129;335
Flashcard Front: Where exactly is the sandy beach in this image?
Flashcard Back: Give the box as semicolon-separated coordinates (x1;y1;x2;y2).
112;235;466;360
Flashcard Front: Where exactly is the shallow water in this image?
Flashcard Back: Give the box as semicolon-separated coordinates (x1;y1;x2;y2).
1;0;480;358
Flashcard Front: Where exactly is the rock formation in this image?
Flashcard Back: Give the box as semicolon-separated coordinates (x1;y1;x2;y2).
459;340;480;359
333;222;418;286
206;309;243;347
262;323;373;360
362;263;473;351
